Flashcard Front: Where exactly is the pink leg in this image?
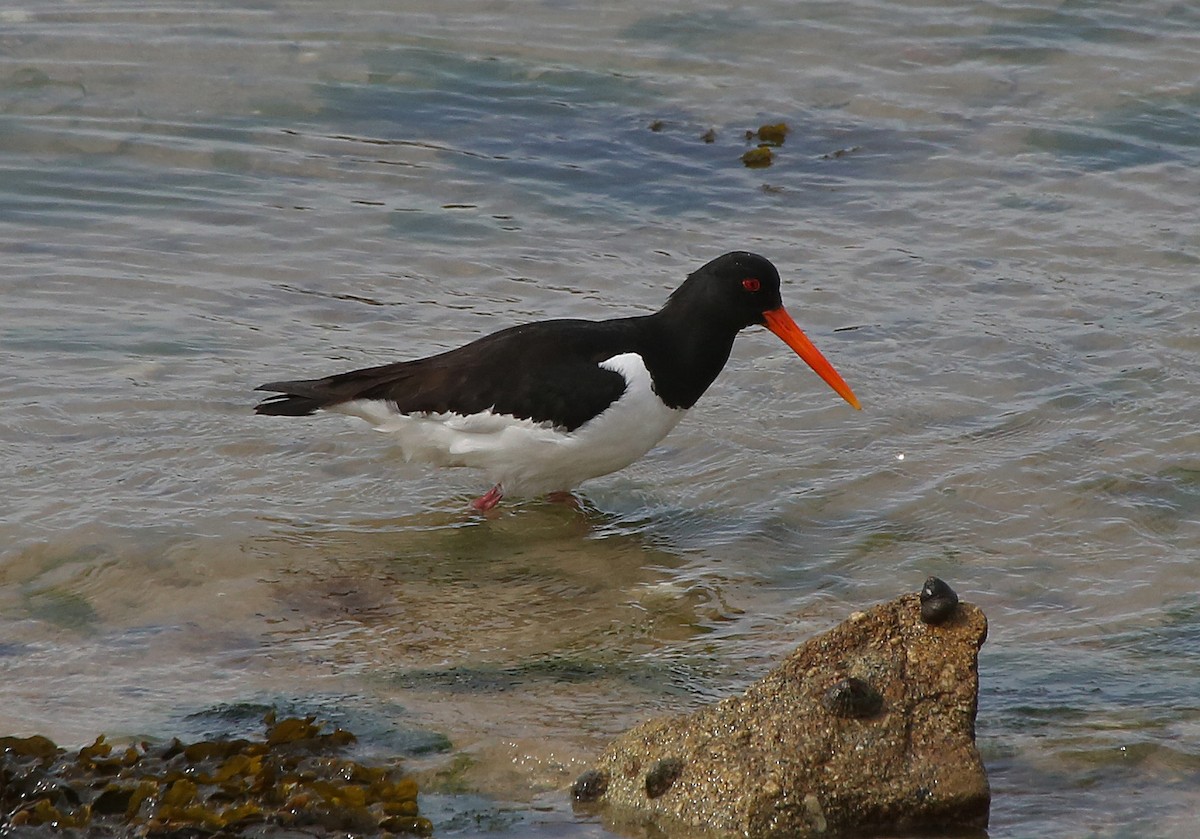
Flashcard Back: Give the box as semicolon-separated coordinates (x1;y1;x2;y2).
471;484;504;512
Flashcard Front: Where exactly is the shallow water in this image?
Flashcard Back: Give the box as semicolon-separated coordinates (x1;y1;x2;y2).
2;1;1198;836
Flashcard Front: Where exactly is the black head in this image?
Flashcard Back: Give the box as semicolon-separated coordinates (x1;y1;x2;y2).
663;251;784;329
657;250;862;411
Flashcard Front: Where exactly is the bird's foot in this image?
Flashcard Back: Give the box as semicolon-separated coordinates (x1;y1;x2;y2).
471;484;504;512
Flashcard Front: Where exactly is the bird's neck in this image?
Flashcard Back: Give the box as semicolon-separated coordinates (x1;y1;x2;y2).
633;310;739;410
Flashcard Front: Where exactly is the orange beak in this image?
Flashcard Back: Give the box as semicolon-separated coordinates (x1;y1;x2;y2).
762;307;861;410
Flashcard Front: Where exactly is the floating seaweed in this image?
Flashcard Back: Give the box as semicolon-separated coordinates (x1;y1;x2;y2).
749;122;789;146
739;122;790;167
0;711;431;837
741;145;774;168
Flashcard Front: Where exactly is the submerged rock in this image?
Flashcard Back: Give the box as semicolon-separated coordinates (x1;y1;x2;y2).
577;587;989;838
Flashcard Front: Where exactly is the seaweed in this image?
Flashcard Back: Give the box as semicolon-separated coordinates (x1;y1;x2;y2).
741;145;774;168
748;122;789;146
740;122;789;167
0;712;430;836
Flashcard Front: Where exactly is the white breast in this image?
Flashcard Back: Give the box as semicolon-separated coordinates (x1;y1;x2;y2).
332;352;685;496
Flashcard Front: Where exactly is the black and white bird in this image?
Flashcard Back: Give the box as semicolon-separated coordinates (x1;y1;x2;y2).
255;251;860;511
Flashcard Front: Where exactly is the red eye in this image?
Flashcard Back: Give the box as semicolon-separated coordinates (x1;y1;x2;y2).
742;277;761;292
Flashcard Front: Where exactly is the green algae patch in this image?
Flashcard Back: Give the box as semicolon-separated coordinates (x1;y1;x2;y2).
741;122;789;167
748;122;789;146
741;145;775;168
0;712;431;836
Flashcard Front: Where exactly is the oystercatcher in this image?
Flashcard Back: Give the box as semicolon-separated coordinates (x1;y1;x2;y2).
255;251;860;511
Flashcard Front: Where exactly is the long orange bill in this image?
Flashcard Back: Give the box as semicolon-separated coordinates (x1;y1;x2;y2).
762;307;862;410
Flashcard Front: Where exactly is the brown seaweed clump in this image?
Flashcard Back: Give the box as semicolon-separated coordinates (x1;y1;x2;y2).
747;122;789;146
0;712;431;837
740;122;790;168
741;146;775;168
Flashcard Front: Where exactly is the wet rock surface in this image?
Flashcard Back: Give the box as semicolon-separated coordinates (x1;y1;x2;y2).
577;587;989;838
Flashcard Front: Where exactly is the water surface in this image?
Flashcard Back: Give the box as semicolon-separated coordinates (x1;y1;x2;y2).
2;1;1198;836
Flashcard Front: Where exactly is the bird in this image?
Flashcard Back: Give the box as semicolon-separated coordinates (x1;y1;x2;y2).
254;251;860;511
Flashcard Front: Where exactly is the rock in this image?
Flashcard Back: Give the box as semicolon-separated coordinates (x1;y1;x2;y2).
577;589;989;838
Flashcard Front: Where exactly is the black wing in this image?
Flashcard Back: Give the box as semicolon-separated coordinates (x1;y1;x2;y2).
255;318;640;432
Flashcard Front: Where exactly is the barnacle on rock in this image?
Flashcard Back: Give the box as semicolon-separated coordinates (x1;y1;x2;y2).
571;768;610;802
821;677;884;719
644;757;685;798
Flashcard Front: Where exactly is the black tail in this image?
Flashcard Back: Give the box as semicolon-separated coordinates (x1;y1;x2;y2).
254;391;324;416
254;378;344;416
254;359;416;417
